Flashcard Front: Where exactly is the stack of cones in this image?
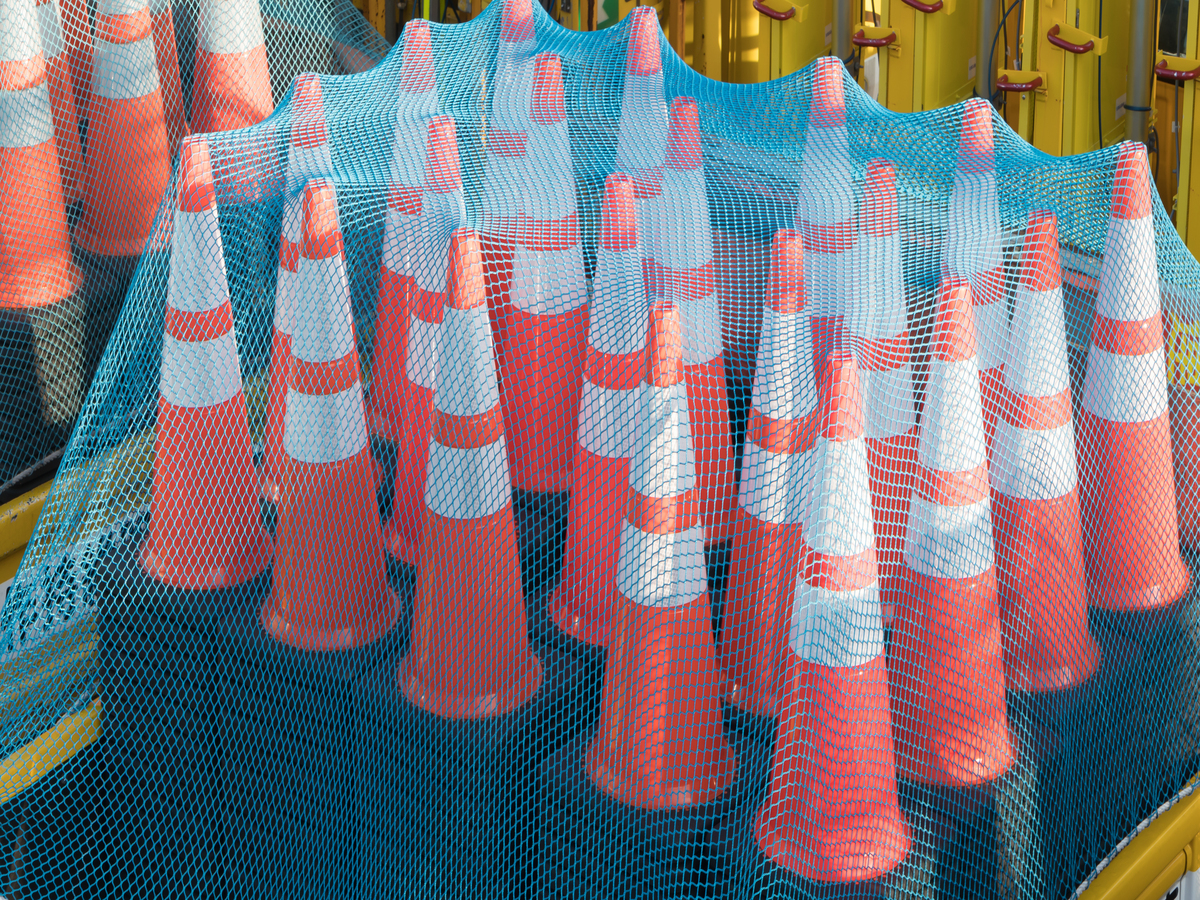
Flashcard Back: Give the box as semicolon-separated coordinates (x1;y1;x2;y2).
190;0;274;133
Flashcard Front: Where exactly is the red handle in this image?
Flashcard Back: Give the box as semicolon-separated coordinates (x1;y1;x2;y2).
852;28;897;47
1156;59;1200;82
900;0;943;12
1047;24;1094;54
996;73;1043;92
753;0;795;20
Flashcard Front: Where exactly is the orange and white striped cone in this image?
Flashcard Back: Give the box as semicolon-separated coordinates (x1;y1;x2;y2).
945;98;1006;462
797;57;855;374
261;73;334;502
1078;142;1190;613
888;276;1014;788
993;210;1100;693
852;160;918;628
75;0;173;258
148;0;185;152
399;227;543;718
34;0;83;203
720;228;817;720
585;297;737;808
190;0;273;134
379;116;466;566
57;0;89;119
550;172;648;647
641;96;737;545
261;178;398;650
614;8;667;203
139;135;272;589
754;351;909;885
499;52;588;495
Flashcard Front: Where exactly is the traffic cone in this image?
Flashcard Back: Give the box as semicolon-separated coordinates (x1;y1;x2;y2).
261;72;333;502
139;135;272;589
499;52;589;495
993;211;1100;693
261;178;398;650
585;297;736;807
399;227;543;719
550;172;649;647
754;351;909;884
720;228;817;719
635;96;737;546
852;160;918;626
1078;142;1190;612
379;116;466;567
190;0;274;134
945;98;1006;462
614;7;667;204
797;57;856;375
57;0;89;119
75;0;173;258
888;276;1014;787
149;0;186;153
35;0;84;203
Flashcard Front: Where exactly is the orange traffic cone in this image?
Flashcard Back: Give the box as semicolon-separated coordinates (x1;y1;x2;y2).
190;0;273;134
1079;143;1191;612
852;160;918;626
149;0;186;152
797;57;856;375
614;7;666;201
720;228;817;719
261;73;334;502
585;298;737;808
75;0;173;258
946;98;1006;461
35;0;84;203
550;173;649;647
139;135;271;589
379;116;465;566
888;276;1014;787
261;178;398;650
499;52;589;495
992;210;1100;692
399;227;542;718
755;351;909;883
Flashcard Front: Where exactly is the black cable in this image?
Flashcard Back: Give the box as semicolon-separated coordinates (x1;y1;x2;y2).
988;0;1025;106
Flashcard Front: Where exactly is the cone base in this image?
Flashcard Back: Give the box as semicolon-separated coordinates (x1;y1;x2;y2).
262;582;400;653
399;648;543;721
140;527;272;592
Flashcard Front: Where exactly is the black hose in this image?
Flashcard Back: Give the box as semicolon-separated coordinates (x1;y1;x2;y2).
988;0;1026;106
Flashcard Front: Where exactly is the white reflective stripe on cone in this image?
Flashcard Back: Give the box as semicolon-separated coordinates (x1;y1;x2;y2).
1007;285;1071;397
1098;214;1160;322
919;356;987;474
434;305;499;418
974;296;1008;375
592;249;649;357
198;0;265;55
991;418;1078;500
481;152;526;228
390;117;431;186
797;128;854;224
616;521;707;609
615;72;667;170
161;331;242;409
491;46;534;131
858;365;917;441
286;143;333;194
273;266;296;334
524;127;575;221
852;234;905;340
1081;345;1169;422
404;316;441;392
169;207;229;313
101;0;149;14
806;437;875;558
425;439;512;520
412;199;462;293
379;208;420;279
805;248;854;320
93;35;160;100
36;0;66;60
578;380;644;460
790;582;884;669
946;171;1002;275
678;293;723;367
648;169;711;270
904;495;995;581
293;253;356;364
511;245;587;315
284;383;368;463
751;307;818;421
0;0;43;62
628;383;697;499
0;84;55;149
738;439;813;526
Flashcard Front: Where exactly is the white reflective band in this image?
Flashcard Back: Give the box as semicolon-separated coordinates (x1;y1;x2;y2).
169;206;229;313
511;244;588;316
1081;344;1169;422
945;171;1002;276
616;520;708;609
284;384;369;464
281;193;303;242
859;365;916;441
93;36;160;101
434;305;499;417
751;306;818;422
412;195;462;293
491;46;534;132
148;0;170;14
292;254;356;364
796;127;854;225
738;439;813;526
918;356;987;474
36;0;66;60
389;116;430;188
1097;214;1160;323
380;207;419;277
405;314;440;392
678;292;722;367
578;380;644;459
805;436;875;558
615;73;667;172
286;143;333;194
1006;285;1070;398
974;294;1008;374
481;152;526;219
160;331;242;409
591;249;649;358
0;84;55;149
904;494;995;580
425;438;511;520
647;169;712;271
805;247;854;320
99;0;149;15
991;418;1078;500
628;382;697;498
851;235;905;339
524;123;576;221
273;267;295;334
0;0;42;63
790;582;884;669
198;0;265;55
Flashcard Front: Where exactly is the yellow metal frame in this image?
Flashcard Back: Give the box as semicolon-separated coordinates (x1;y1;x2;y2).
878;0;975;114
1178;2;1200;254
0;699;101;805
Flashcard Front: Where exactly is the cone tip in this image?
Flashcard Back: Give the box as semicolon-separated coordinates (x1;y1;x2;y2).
646;298;683;388
863;159;898;236
179;135;216;213
301;178;342;260
934;276;977;363
400;20;435;93
500;0;534;42
958;98;994;173
811;56;846;128
447;228;486;310
1113;142;1153;220
532;53;566;124
666;96;701;171
628;7;661;77
821;353;864;442
425;116;462;192
291;73;327;150
1021;210;1061;292
767;229;805;314
601;173;638;252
